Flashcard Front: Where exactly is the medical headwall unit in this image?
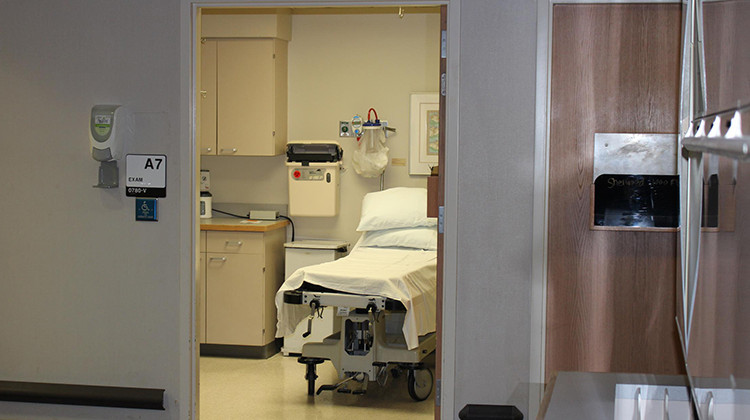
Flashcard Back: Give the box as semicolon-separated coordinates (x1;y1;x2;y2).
286;141;343;217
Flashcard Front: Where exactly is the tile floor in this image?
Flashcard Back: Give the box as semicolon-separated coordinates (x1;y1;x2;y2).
199;353;435;420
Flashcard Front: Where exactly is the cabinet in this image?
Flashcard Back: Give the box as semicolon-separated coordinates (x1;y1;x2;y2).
199;38;287;156
198;226;286;358
198;231;206;344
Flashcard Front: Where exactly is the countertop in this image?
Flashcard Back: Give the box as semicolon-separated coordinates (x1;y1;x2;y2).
200;217;289;232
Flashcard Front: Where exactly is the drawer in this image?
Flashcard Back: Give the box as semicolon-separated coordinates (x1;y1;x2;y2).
206;231;263;254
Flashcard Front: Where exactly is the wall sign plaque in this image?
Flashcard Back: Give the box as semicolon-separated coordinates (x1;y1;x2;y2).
593;174;679;228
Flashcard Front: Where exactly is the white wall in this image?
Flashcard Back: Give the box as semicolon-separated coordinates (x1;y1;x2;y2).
451;0;537;417
0;0;189;418
201;10;440;246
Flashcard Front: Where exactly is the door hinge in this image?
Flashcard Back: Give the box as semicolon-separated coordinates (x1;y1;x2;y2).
441;30;447;59
435;379;441;406
440;73;446;97
438;206;445;234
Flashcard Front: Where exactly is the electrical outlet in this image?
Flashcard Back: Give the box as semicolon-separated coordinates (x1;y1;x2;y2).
339;121;352;137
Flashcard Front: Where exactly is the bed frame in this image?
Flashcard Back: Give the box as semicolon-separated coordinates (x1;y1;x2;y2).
283;286;436;401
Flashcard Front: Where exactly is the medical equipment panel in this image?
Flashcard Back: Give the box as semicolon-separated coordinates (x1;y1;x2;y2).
285;141;343;217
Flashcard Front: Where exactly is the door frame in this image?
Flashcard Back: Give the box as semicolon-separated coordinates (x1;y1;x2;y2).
180;1;459;418
531;1;682;418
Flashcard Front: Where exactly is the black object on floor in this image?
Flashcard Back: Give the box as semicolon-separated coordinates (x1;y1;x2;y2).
458;404;524;420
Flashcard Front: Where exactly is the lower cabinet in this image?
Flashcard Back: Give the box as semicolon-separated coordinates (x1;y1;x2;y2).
205;252;264;345
197;228;285;358
198;232;206;344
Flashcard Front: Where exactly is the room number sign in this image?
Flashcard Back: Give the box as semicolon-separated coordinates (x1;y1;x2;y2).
126;154;167;197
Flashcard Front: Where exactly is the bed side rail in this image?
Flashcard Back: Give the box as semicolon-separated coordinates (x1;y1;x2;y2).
283;289;406;311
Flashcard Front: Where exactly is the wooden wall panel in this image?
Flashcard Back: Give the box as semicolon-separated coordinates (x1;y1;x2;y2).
684;1;750;383
703;1;750;116
734;160;750;378
546;4;684;382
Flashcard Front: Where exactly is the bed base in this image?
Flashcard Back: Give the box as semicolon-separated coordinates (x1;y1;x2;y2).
283;289;436;401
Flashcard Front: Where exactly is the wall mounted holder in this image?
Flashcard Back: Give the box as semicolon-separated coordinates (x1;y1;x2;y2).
93;161;119;188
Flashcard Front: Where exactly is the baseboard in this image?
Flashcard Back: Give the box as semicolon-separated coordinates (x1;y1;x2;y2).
200;339;281;359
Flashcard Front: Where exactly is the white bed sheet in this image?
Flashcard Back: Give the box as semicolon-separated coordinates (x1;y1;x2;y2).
275;243;437;350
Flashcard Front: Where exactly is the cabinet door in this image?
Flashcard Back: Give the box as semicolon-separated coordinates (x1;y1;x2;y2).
198;232;207;343
199;39;217;155
198;252;206;344
206;230;263;255
216;39;276;156
205;253;265;346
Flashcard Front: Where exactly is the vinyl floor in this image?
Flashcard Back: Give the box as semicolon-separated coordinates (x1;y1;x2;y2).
198;353;435;420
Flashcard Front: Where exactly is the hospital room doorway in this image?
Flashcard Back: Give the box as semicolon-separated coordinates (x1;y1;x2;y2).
192;3;447;419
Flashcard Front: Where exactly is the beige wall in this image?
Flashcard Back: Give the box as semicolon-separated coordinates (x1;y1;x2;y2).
201;10;440;246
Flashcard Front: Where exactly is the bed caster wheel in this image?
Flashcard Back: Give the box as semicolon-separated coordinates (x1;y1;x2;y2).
298;357;325;396
407;367;434;402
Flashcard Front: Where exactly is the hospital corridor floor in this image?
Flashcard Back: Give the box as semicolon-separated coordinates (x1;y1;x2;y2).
199;352;436;419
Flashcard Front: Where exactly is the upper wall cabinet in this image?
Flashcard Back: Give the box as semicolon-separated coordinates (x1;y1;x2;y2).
200;12;290;156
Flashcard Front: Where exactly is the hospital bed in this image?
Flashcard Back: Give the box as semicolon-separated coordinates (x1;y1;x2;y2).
274;187;438;401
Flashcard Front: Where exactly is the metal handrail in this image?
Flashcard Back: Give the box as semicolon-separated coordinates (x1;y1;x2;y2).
682;136;750;161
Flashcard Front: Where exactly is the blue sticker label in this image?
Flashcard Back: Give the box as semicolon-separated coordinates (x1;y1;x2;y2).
136;198;158;221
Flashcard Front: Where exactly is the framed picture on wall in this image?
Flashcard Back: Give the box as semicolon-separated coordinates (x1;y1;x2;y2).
409;92;440;175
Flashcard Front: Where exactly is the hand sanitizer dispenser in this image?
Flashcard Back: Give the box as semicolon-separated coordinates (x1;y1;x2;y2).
90;105;132;162
90;105;132;188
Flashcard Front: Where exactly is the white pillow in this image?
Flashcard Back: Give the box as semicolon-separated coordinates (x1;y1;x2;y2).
356;187;437;231
360;226;437;250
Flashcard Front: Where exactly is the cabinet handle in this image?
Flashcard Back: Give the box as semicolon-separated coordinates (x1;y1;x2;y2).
635;387;643;420
200;90;207;98
220;148;238;154
202;147;213;153
209;257;227;262
225;241;243;247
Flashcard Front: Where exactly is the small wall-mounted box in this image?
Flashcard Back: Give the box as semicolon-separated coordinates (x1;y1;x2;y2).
285;141;343;217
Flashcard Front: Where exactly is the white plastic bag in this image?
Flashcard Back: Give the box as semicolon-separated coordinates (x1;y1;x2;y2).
353;129;389;178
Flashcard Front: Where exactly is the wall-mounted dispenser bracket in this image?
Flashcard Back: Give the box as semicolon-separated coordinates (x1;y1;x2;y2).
381;121;397;138
94;160;119;188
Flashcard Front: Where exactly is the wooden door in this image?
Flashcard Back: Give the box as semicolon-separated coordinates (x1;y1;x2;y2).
546;4;684;382
435;5;446;419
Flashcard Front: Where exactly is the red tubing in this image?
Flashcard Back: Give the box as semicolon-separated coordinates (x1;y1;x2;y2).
367;108;379;122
